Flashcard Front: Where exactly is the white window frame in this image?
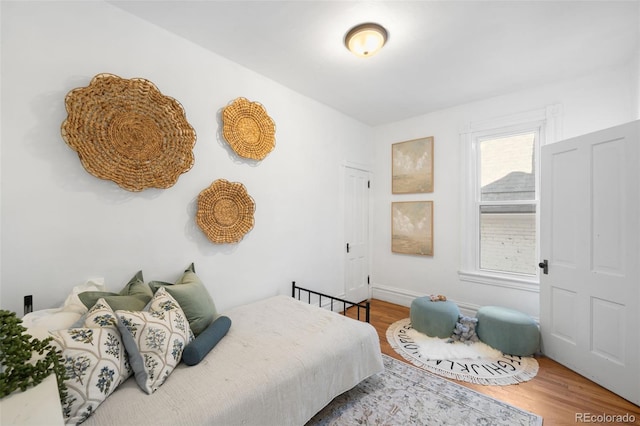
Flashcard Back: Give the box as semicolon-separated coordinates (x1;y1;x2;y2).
459;105;562;292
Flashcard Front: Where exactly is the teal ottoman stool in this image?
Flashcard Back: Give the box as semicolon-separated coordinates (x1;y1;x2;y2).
410;297;460;338
476;306;539;356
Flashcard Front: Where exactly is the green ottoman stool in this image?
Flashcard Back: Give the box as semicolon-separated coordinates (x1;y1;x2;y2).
410;297;460;338
476;306;539;356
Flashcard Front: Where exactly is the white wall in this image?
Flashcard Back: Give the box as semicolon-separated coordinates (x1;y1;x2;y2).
0;1;372;315
371;63;637;318
2;1;636;321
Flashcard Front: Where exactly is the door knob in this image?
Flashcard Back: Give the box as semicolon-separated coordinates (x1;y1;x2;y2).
538;259;548;274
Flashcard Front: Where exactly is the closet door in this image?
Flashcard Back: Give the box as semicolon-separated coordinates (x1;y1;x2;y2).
344;166;370;303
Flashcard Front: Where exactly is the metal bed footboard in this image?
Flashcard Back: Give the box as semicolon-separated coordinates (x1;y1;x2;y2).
291;281;370;323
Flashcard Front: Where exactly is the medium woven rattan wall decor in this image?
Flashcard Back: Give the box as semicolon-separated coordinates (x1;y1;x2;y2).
61;73;196;192
196;179;255;244
222;97;275;160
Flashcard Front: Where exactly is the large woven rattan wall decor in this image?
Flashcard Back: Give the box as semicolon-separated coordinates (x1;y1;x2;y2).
222;97;275;160
61;73;197;192
196;179;255;244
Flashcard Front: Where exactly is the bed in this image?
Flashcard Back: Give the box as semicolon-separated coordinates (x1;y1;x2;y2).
79;286;383;425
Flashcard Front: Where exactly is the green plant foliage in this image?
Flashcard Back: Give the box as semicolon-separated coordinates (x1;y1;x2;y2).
0;309;68;403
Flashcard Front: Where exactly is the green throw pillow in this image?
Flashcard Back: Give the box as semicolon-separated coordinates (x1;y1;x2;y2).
148;263;218;336
78;271;152;311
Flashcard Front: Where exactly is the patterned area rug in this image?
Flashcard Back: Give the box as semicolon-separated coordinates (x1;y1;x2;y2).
386;318;539;385
307;354;543;425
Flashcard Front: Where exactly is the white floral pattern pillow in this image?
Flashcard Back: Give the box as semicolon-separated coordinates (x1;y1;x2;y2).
115;287;191;394
49;299;131;425
82;301;133;380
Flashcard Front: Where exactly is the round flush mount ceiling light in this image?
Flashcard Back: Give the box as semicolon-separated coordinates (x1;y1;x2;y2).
344;23;388;57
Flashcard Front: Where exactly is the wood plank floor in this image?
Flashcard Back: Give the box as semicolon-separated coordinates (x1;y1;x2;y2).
349;299;640;425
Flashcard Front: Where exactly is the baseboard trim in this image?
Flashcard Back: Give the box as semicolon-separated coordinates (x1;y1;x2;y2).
371;284;480;317
371;285;419;307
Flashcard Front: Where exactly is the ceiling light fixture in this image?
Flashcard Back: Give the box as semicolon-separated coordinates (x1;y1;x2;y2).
344;23;388;58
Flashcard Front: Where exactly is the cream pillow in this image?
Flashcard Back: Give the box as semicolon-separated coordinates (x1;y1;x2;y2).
49;299;131;425
116;287;191;394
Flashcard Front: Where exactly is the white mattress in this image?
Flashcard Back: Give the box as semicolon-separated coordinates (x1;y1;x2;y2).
83;295;384;426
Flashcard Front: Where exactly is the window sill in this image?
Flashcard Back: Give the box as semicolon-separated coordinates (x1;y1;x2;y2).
458;270;540;293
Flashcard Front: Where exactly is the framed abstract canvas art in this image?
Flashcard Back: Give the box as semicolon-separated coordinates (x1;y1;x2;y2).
392;137;434;194
391;201;433;256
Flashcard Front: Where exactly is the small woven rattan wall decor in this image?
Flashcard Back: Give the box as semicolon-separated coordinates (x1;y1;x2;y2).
61;73;196;192
222;97;275;160
196;179;255;244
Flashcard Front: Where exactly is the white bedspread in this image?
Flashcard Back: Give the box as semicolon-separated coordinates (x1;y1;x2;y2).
84;295;383;426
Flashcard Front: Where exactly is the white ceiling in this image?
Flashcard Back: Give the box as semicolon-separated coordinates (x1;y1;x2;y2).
110;1;639;126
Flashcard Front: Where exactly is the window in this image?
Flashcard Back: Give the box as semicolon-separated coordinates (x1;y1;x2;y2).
460;105;561;289
478;132;537;275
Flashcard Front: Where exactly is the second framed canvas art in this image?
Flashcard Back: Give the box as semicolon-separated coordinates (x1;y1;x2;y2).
392;136;434;193
392;201;433;256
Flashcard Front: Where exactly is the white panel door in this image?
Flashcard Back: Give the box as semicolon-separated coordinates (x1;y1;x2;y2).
344;166;370;303
540;121;639;405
